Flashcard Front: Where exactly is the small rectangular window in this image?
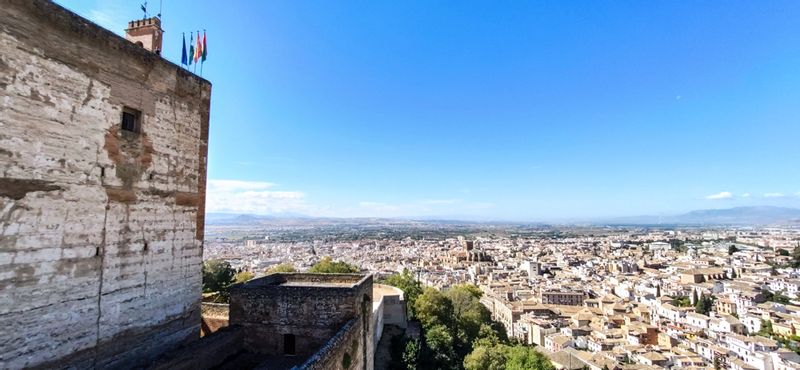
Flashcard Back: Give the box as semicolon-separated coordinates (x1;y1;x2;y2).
121;107;141;133
284;334;296;355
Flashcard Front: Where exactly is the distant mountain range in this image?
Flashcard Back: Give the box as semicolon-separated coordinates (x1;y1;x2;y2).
605;206;800;225
206;206;800;226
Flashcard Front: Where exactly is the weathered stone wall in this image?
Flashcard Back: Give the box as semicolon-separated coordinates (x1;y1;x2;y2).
369;299;382;370
294;318;364;370
151;326;243;370
374;284;407;329
0;1;211;368
229;274;373;362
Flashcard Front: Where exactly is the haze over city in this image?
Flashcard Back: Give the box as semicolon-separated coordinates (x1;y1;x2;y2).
58;0;800;221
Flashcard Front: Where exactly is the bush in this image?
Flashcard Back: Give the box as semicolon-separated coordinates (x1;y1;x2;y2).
202;259;235;293
308;256;360;273
234;270;255;284
267;263;297;273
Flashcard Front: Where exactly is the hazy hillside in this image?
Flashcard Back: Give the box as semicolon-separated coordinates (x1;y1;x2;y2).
608;206;800;225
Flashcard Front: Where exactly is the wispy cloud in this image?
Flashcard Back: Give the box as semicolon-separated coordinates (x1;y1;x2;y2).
740;193;751;198
83;2;130;35
764;192;785;198
705;191;733;200
206;179;309;214
209;179;275;191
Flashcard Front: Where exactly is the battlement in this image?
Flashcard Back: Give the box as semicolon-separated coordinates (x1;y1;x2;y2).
236;273;370;289
127;16;162;30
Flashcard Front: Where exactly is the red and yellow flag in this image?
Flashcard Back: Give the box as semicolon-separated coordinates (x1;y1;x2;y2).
194;31;202;62
201;31;207;62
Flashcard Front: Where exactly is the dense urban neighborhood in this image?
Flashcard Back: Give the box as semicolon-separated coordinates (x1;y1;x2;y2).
205;218;800;370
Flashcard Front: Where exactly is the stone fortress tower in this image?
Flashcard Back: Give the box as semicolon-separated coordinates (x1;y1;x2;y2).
0;1;211;368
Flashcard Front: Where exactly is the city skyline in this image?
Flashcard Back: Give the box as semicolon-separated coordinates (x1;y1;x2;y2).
60;0;800;220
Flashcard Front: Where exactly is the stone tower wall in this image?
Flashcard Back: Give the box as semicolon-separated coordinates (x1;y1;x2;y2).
229;274;373;360
0;1;211;368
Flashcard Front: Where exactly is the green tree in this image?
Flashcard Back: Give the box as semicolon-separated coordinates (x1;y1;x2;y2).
728;244;740;255
464;344;555;370
672;296;691;307
670;239;687;252
759;319;774;337
308;256;359;273
792;244;800;268
778;249;790;256
445;284;493;355
463;345;506;370
403;338;421;370
764;290;791;304
267;263;297;273
473;324;502;348
202;259;235;293
504;345;554;370
424;325;458;370
692;290;699;305
384;269;423;317
695;294;713;315
414;284;509;369
415;288;455;330
234;270;255;284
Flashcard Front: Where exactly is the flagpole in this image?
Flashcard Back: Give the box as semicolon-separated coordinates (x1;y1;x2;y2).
182;32;186;70
200;28;205;77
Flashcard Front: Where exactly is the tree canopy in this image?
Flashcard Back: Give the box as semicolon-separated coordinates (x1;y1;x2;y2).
695;294;714;315
415;287;455;330
411;284;548;370
202;259;235;293
308;256;359;273
266;263;297;273
792;244;800;268
764;290;791;305
234;270;255;284
464;344;555;370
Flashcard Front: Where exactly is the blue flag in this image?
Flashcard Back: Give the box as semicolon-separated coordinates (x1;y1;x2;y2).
181;34;188;65
188;33;194;66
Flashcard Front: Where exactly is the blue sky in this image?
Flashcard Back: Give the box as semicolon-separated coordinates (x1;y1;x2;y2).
59;0;800;220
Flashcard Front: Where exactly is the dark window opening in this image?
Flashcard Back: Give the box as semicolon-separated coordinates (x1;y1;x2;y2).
121;107;141;133
284;334;296;355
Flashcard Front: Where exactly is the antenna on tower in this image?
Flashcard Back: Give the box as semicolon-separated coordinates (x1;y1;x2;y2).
157;0;163;19
140;1;148;19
